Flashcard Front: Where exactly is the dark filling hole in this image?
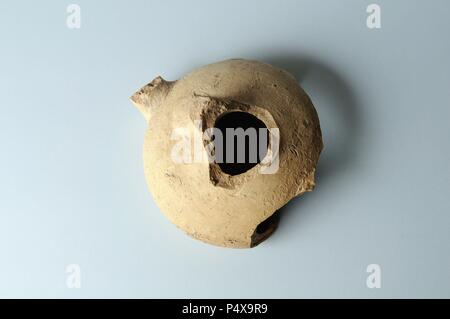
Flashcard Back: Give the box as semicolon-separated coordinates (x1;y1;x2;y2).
250;211;280;247
255;212;279;234
214;111;268;176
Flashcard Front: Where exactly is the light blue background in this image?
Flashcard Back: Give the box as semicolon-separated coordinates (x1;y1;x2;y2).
1;0;449;298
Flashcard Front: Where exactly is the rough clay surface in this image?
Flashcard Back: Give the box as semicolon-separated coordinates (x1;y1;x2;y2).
130;59;323;248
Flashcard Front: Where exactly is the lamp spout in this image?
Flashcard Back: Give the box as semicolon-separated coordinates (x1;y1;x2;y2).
130;76;175;122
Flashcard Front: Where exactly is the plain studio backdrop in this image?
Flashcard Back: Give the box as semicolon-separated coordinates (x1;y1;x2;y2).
0;0;449;298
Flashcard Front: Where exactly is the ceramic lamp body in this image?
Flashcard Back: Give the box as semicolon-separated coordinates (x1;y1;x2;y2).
131;59;323;248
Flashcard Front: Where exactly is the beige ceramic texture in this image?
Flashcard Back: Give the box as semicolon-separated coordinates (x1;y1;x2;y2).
130;59;323;248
